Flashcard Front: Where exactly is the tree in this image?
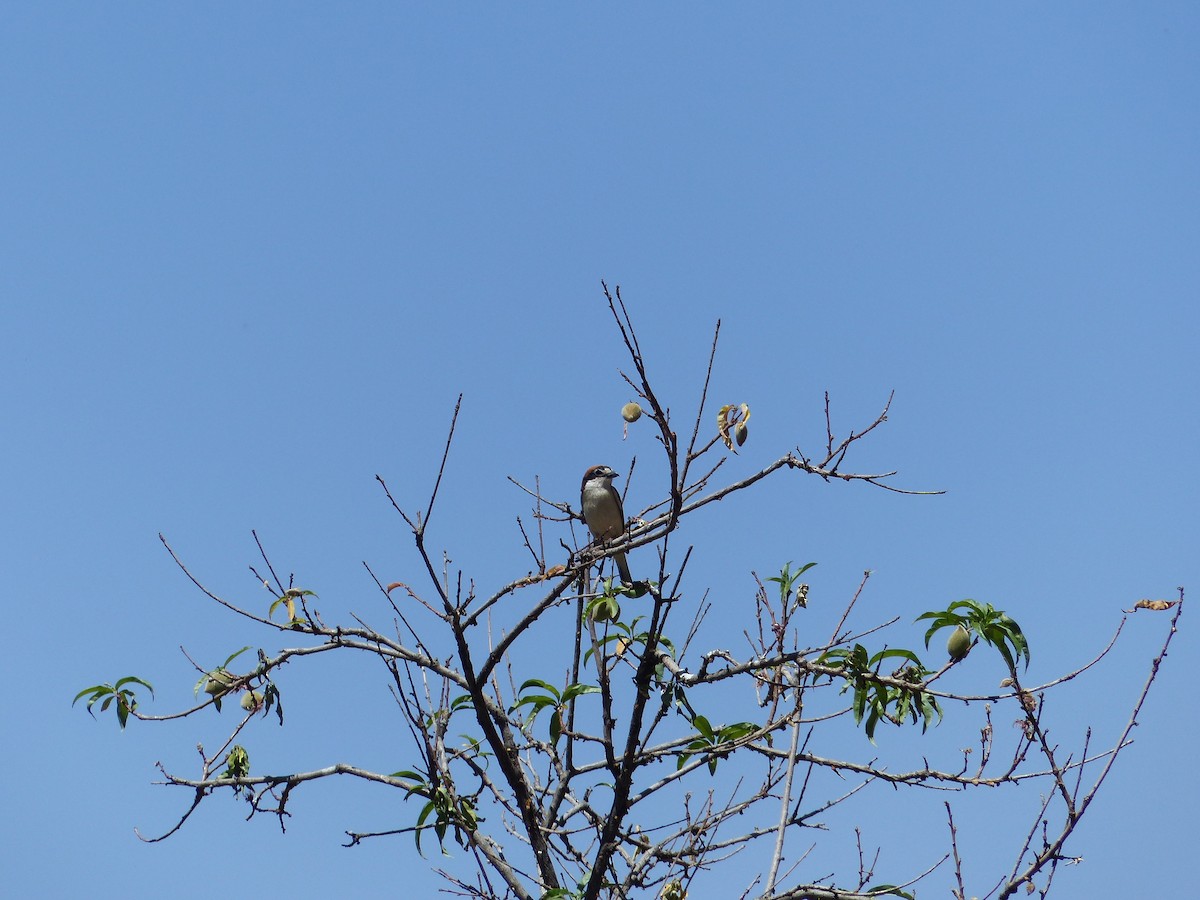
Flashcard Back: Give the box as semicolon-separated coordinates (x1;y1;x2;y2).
77;285;1182;900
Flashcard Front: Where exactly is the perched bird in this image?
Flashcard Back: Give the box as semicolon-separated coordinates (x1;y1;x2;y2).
580;464;633;584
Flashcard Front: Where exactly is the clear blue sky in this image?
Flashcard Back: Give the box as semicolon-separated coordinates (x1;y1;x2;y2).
3;5;1195;898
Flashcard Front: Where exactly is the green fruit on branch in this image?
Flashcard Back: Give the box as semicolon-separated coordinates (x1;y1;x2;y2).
947;625;972;661
204;670;236;696
590;597;620;623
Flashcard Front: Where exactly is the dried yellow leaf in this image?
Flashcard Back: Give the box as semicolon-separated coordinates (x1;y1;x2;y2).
1133;599;1178;611
717;404;735;450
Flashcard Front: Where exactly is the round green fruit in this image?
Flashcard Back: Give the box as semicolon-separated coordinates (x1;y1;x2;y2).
590;598;620;623
947;626;972;661
204;670;236;696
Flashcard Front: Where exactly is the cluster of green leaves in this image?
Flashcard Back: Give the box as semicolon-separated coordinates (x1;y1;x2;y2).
73;676;154;729
268;587;316;629
223;744;250;779
918;599;1030;672
818;645;941;742
766;560;816;610
585;615;676;668
512;679;600;746
760;564;1034;744
676;714;758;774
390;770;482;857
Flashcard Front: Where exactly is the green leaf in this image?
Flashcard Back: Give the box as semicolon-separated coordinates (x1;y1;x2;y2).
719;722;757;742
864;706;880;742
72;684;110;706
414;799;437;857
560;683;601;703
517;678;561;701
865;885;915;899
869;647;923;667
390;769;426;783
458;797;479;832
220;647;252;669
513;694;558;713
852;681;868;723
113;675;155;696
999;614;1031;666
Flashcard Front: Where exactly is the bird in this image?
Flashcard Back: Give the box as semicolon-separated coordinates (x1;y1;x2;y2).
580;464;633;584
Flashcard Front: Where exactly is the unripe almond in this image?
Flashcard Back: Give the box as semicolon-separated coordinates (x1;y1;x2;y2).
204;670;235;696
947;625;972;661
621;402;642;423
590;598;620;623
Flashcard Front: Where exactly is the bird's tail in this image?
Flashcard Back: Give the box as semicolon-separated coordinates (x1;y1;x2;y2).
614;551;632;585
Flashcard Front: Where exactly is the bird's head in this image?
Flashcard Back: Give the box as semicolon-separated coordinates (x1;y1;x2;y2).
582;464;619;490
